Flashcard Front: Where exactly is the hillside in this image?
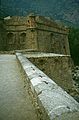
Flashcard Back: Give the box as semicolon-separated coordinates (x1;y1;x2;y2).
0;0;79;27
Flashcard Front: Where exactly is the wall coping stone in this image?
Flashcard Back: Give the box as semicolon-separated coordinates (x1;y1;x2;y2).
16;52;79;120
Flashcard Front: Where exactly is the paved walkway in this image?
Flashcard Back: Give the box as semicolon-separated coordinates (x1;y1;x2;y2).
0;55;39;120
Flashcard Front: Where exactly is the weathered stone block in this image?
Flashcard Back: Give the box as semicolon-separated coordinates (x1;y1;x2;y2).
16;53;79;120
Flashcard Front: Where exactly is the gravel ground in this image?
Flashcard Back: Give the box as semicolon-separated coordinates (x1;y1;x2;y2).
72;66;79;102
72;66;79;90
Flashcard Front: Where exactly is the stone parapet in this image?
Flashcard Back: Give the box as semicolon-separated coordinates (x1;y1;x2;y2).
16;52;79;120
24;52;73;92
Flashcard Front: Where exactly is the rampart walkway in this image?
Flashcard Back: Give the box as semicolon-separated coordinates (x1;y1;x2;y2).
0;55;38;120
0;54;79;120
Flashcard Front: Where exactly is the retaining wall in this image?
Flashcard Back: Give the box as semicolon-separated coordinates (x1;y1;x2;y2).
16;53;79;120
24;52;73;92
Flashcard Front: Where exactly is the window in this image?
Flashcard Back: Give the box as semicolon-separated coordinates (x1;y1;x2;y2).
20;33;26;44
7;33;14;44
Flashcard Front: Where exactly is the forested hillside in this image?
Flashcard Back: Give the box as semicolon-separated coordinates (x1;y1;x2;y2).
0;0;79;27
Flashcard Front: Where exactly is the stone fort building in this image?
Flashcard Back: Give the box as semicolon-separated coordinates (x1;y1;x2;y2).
0;13;70;55
0;14;73;92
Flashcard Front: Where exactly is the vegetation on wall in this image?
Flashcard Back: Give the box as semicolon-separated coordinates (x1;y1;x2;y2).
68;27;79;65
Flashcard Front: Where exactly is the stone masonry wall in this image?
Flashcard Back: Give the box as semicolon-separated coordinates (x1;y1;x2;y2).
24;53;73;92
0;14;70;55
37;30;52;52
26;29;38;50
37;29;70;54
4;17;27;50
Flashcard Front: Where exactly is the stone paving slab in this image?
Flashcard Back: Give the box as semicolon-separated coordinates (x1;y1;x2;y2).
16;52;79;120
0;54;39;120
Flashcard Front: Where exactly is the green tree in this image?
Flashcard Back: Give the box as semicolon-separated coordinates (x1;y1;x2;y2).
68;27;79;65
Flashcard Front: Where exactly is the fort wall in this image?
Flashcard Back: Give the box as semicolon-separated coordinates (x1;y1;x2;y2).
24;52;73;92
0;14;70;55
